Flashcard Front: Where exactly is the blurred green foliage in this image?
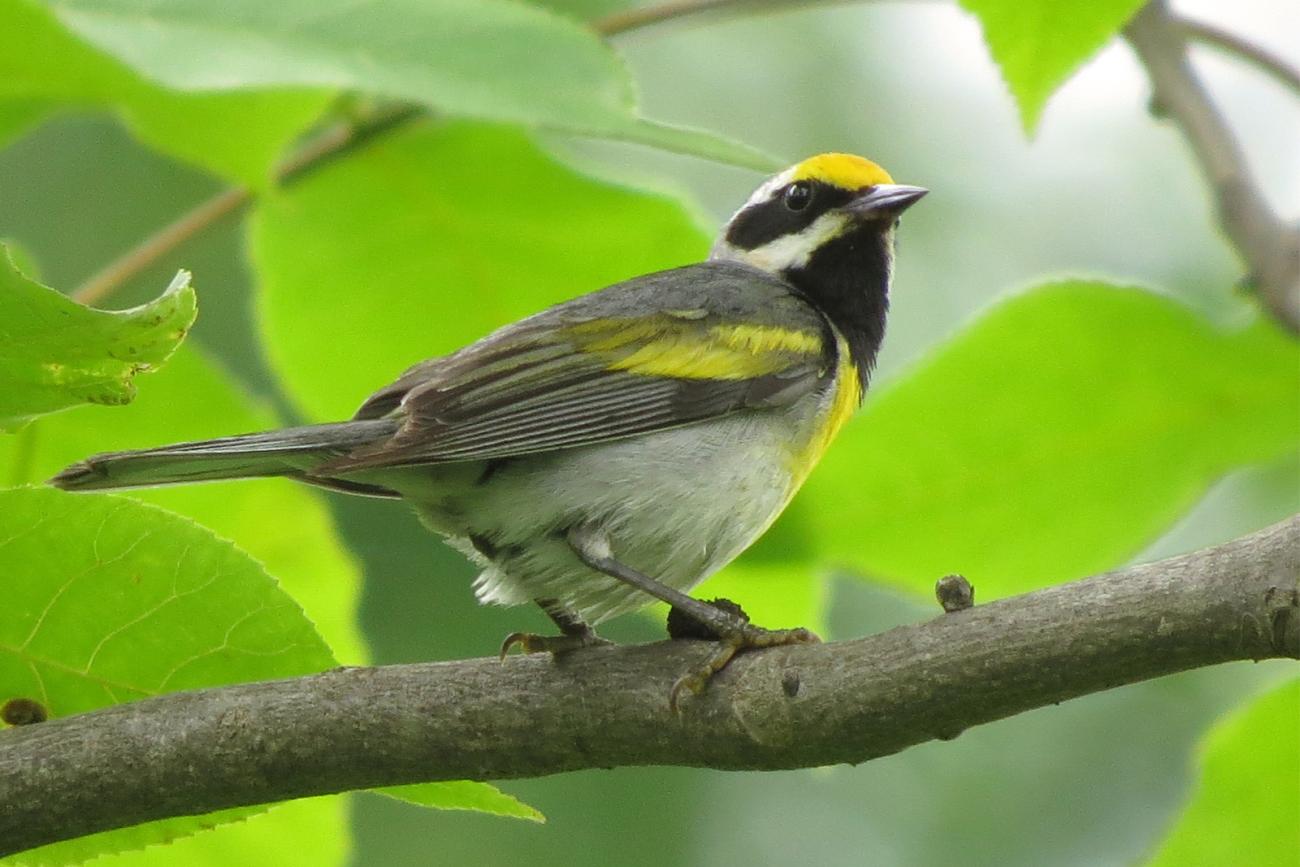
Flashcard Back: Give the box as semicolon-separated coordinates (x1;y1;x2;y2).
0;0;330;186
1;0;1296;864
795;281;1299;597
253;122;711;421
1148;678;1300;867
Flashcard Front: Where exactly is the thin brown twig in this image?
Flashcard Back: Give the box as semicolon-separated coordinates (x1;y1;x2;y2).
1176;16;1300;99
1126;1;1300;333
72;187;248;306
71;104;423;306
73;1;844;308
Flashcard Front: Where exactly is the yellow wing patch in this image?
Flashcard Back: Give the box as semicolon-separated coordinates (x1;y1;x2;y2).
568;318;822;380
790;153;893;190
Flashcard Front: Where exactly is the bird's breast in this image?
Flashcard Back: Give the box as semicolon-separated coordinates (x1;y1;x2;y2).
782;330;862;491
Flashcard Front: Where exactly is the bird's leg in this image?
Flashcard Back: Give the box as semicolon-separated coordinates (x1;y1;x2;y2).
567;524;819;711
499;597;612;659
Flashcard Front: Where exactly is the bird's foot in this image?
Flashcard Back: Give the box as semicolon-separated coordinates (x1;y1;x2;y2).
667;598;819;712
499;629;612;660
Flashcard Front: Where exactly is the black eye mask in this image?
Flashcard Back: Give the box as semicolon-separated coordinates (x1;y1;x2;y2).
724;180;857;251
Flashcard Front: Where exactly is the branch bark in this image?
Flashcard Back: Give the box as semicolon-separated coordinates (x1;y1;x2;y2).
2;517;1297;856
1126;1;1300;333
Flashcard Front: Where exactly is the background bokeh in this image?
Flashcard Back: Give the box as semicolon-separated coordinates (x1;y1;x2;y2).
1;0;1296;864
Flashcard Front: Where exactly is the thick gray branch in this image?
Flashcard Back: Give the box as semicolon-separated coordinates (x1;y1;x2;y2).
1126;1;1300;332
2;517;1297;855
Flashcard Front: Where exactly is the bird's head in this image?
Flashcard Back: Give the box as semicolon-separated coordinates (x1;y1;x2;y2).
712;152;927;277
712;152;926;374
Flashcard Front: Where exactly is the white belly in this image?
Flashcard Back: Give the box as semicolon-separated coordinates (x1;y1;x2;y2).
357;384;840;625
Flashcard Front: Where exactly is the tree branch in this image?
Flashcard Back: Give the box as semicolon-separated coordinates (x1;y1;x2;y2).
1126;1;1300;333
1176;16;1300;100
2;517;1297;856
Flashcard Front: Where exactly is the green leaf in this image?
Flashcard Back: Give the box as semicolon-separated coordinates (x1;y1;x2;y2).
0;346;539;846
81;798;348;867
0;347;364;861
612;118;780;172
792;281;1300;598
0;297;361;861
376;783;544;823
530;0;632;21
0;247;195;433
0;238;42;282
0;98;50;148
0;346;366;661
45;0;776;169
1147;678;1300;867
0;0;329;186
252;120;710;421
958;0;1146;132
0;486;336;863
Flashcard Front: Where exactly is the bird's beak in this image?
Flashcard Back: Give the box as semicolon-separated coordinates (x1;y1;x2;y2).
844;184;928;218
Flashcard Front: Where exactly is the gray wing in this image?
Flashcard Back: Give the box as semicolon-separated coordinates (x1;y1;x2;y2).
323;262;832;472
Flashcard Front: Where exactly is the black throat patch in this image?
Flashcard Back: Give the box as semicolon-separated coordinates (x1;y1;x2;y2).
781;223;893;386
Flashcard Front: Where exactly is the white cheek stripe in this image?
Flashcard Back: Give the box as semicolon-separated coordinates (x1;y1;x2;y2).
710;210;851;272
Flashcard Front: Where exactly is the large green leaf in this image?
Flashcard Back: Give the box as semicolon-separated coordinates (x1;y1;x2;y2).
1147;677;1300;866
789;281;1300;598
0;346;366;660
252;120;711;421
0;246;194;433
958;0;1146;131
0;490;333;709
0;98;50;148
0;0;328;186
0;487;336;865
0;345;537;858
83;798;347;867
45;0;777;169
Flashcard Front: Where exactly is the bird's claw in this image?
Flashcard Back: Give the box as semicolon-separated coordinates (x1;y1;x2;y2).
668;624;820;712
499;630;612;662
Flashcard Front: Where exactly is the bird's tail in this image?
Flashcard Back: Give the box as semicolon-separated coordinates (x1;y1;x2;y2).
49;419;400;491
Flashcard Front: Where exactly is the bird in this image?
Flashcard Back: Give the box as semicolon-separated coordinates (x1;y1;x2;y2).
52;153;926;708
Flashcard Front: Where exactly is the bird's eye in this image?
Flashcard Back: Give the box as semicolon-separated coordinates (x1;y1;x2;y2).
782;181;812;211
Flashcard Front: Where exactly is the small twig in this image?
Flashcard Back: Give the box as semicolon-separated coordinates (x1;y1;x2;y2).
72;0;948;308
71;104;424;306
1176;16;1300;99
72;187;248;306
1;516;1296;855
1126;1;1300;333
74;1;846;308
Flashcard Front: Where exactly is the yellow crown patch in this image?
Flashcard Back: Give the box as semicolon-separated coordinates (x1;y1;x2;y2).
789;153;893;190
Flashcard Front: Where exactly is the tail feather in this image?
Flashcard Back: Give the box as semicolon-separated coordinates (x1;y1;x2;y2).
50;419;400;491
